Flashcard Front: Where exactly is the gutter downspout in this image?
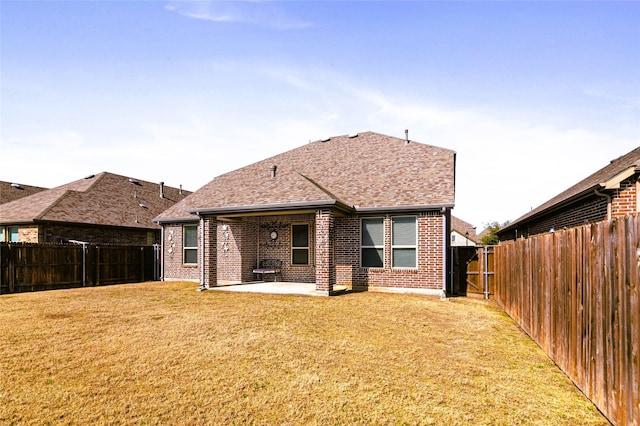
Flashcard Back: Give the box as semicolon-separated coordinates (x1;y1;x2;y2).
594;188;612;220
442;209;448;298
160;227;164;281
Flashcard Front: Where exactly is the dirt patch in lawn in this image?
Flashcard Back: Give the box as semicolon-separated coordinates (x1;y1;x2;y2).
0;281;608;425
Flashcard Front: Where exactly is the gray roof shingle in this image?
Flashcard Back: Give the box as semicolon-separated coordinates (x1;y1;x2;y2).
0;172;191;229
0;181;48;204
502;145;640;231
156;131;456;222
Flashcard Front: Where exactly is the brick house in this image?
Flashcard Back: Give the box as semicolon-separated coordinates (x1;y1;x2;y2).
450;215;477;246
154;131;456;296
498;145;640;240
0;172;190;245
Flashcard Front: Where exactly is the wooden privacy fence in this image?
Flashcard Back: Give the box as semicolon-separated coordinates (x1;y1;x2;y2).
0;242;161;294
494;214;639;426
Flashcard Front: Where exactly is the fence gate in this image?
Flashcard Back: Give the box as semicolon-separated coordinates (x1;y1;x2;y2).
451;246;495;298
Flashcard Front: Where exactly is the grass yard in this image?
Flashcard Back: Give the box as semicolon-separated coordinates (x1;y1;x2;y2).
0;281;608;425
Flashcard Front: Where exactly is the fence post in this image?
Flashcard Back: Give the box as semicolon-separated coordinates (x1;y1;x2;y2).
8;244;15;294
82;242;88;287
140;246;145;282
96;246;100;286
153;244;160;281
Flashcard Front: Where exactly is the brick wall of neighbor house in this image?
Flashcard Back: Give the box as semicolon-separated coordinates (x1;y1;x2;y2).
17;225;39;243
610;177;639;218
335;212;445;290
43;223;159;245
500;196;609;240
162;223;200;281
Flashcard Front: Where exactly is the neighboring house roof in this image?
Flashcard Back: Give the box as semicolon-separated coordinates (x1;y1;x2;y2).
451;215;477;242
0;172;191;229
501;145;640;233
156;131;456;222
0;181;48;204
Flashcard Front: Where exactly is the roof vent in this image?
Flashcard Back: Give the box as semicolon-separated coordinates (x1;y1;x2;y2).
405;129;410;144
348;133;358;138
139;203;148;209
159;181;165;199
270;165;277;178
129;178;141;186
321;137;331;142
10;183;22;189
84;174;95;180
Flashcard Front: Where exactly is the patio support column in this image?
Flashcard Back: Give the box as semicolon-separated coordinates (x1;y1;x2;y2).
315;209;335;296
199;215;217;290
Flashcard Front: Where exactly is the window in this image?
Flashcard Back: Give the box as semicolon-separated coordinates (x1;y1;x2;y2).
361;218;384;267
183;225;198;265
0;227;4;242
392;216;417;268
291;224;309;265
9;227;19;242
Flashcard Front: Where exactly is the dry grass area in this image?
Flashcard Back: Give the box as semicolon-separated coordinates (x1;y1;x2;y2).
0;281;608;425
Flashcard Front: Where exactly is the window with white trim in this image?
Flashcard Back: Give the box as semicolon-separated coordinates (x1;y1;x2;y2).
392;216;417;268
183;225;198;265
361;217;384;268
291;224;309;265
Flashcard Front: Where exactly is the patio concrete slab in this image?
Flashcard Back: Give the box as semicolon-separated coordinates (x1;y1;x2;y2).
208;281;320;296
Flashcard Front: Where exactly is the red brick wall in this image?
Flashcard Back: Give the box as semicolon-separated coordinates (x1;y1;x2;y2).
162;223;199;281
217;218;259;283
315;210;335;294
257;214;316;283
500;176;639;240
335;212;445;291
611;178;638;218
202;217;217;287
167;211;446;291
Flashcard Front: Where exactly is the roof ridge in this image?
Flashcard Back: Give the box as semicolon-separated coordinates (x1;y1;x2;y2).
33;189;73;221
34;173;106;220
294;171;348;205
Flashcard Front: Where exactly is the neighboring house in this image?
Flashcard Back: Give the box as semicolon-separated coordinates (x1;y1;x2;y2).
0;172;190;245
154;131;456;296
0;181;47;204
498;145;640;240
450;215;477;246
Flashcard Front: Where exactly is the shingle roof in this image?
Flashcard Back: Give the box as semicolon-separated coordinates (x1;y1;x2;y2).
156;131;456;222
451;215;477;242
0;181;48;204
0;172;191;229
502;145;640;231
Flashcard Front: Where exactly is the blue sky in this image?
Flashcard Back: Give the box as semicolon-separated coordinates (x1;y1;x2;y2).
1;1;639;229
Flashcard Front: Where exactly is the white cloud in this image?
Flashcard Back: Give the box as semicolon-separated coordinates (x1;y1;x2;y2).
3;62;636;230
164;1;312;29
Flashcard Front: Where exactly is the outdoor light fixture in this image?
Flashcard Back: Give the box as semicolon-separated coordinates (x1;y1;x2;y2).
270;230;278;241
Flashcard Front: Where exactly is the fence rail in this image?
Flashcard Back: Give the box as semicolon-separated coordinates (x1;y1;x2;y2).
494;214;639;426
0;242;160;294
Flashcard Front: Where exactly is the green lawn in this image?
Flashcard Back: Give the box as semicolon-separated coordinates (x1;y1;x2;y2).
0;281;608;425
